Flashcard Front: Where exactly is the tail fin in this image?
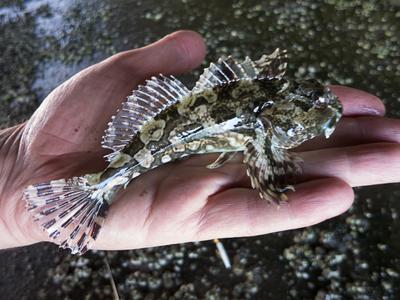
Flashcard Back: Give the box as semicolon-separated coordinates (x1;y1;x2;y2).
24;177;109;255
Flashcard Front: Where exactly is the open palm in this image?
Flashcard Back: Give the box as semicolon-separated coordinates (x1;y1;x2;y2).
1;30;399;251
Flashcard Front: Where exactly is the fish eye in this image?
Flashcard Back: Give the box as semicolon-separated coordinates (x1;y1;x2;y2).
262;100;274;110
254;100;274;114
314;96;327;108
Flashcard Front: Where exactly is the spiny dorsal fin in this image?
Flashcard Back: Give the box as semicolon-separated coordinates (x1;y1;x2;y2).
193;48;287;92
240;56;260;79
255;48;287;80
193;56;254;92
102;75;190;161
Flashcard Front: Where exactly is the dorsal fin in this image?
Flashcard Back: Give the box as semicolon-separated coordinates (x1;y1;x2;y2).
102;75;190;161
240;56;260;79
254;48;287;80
193;48;287;92
193;56;253;92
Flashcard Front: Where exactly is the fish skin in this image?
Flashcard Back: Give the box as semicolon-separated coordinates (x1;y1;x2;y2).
96;77;341;196
23;50;343;254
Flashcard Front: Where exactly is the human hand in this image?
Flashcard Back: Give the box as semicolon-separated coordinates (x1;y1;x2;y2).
0;31;398;252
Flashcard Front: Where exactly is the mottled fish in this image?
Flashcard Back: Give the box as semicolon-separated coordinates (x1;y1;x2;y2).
24;49;342;254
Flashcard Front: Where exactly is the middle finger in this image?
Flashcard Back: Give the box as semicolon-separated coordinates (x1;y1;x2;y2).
297;116;400;151
300;142;400;187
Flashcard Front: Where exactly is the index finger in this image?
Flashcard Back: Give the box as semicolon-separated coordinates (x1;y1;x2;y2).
330;85;385;117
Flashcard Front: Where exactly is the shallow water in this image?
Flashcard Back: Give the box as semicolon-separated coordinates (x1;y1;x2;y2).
0;0;400;299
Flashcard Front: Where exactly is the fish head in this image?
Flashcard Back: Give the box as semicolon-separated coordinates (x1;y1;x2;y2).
258;79;342;148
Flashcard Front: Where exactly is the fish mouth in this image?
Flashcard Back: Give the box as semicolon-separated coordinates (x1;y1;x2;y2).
321;87;343;139
324;125;336;138
323;111;341;139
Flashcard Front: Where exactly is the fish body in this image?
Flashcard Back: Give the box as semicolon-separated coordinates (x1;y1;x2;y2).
24;49;342;254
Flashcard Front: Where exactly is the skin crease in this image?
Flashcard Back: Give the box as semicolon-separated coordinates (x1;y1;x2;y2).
0;30;399;251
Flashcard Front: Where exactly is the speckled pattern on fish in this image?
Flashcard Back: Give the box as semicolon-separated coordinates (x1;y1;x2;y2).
23;49;342;254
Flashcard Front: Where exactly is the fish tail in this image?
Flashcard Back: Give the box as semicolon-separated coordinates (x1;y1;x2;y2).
24;177;109;255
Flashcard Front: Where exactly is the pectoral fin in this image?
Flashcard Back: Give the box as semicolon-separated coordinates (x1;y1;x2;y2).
207;152;238;169
244;131;302;204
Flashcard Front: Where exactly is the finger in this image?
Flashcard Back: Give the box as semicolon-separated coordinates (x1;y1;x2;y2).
184;142;400;189
196;178;353;239
301;142;400;187
297;116;400;151
330;85;385;117
106;30;206;79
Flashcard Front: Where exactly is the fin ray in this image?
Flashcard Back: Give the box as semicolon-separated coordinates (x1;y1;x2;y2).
243;126;302;204
254;48;287;80
102;75;190;161
193;49;287;92
24;178;109;254
207;152;238;169
193;56;255;92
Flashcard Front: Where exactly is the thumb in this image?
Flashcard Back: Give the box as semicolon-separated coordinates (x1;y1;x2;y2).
102;30;207;81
